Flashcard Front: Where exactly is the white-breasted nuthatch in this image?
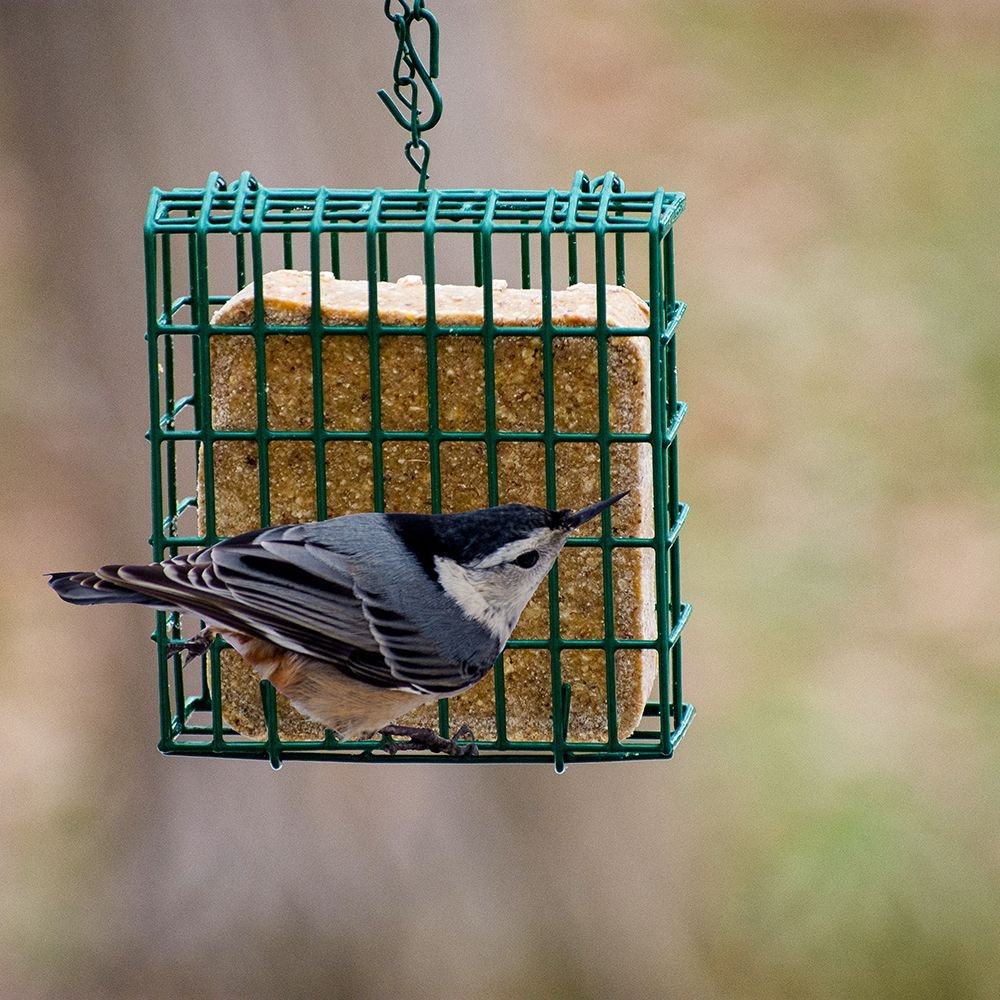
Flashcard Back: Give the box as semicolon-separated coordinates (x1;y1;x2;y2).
48;493;627;753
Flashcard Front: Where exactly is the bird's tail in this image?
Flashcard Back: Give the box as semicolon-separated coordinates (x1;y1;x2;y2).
47;569;164;607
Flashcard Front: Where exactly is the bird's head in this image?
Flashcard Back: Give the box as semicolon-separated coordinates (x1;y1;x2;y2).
389;492;628;639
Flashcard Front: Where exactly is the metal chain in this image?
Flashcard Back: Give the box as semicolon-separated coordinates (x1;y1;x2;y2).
378;0;443;191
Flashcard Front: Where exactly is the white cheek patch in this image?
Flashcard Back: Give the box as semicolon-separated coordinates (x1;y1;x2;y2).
434;557;511;639
434;528;568;641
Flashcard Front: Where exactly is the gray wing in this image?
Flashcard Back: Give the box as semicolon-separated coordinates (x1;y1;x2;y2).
110;524;482;695
349;579;492;694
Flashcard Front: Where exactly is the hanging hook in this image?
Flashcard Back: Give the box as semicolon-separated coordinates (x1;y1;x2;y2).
404;138;431;191
378;0;442;190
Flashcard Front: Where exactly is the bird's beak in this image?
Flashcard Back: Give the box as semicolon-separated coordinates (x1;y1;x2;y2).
561;490;629;530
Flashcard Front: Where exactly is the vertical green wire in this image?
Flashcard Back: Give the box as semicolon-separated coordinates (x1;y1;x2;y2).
260;678;283;769
480;193;500;508
145;190;174;748
646;190;672;753
160;233;178;561
250;187;272;529
232;171;256;290
235;234;247;289
330;232;341;278
615;229;626;287
593;198;620;749
250;184;276;752
540;188;569;771
310;189;330;520
201;171;259;743
187;215;211;713
520;225;531;288
480;191;507;746
194;173;226;750
422;190;450;738
229;169;256;637
366;190;387;512
378;231;389;282
161;237;178;556
664;225;676;310
664;226;684;734
144;214;164;566
423;190;443;514
473;231;483;287
190;222;215;544
159;232;188;730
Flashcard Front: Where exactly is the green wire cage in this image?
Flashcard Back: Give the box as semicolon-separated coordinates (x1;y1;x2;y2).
144;168;692;770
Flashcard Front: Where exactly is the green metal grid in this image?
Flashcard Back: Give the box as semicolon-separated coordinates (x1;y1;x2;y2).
144;169;692;771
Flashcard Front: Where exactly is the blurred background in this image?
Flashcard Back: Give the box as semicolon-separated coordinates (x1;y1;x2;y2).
1;1;998;997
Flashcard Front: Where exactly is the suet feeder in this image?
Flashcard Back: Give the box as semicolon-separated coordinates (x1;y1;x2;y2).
143;1;692;769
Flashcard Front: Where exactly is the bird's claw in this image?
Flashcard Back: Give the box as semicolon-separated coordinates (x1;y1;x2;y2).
379;724;479;757
164;628;215;664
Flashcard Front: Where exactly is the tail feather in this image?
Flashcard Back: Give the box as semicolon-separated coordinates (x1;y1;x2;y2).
47;569;165;607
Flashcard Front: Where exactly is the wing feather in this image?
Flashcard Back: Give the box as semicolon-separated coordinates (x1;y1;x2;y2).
107;523;488;695
354;585;492;693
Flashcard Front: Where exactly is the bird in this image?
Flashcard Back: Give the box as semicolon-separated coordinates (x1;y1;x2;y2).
48;492;627;754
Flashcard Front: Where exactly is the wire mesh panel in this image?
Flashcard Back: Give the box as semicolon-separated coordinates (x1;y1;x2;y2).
145;169;692;769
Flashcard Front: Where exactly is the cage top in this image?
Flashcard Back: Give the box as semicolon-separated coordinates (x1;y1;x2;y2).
146;170;685;239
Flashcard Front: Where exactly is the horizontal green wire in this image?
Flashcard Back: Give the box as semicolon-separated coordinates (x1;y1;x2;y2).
156;427;666;443
157;703;696;765
158;321;661;340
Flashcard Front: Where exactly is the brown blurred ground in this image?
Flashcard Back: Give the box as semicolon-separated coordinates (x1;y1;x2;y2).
1;1;998;997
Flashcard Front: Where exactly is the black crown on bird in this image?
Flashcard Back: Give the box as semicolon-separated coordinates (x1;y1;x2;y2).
387;496;624;580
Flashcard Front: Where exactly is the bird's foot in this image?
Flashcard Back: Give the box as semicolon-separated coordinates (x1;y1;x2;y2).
164;627;216;663
379;724;479;757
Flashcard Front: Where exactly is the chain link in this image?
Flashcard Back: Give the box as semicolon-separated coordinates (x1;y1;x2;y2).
378;0;443;191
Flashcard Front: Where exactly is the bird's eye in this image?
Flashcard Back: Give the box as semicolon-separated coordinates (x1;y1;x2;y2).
513;550;539;569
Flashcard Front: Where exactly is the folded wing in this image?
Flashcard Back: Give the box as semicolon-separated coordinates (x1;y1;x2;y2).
107;525;480;695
